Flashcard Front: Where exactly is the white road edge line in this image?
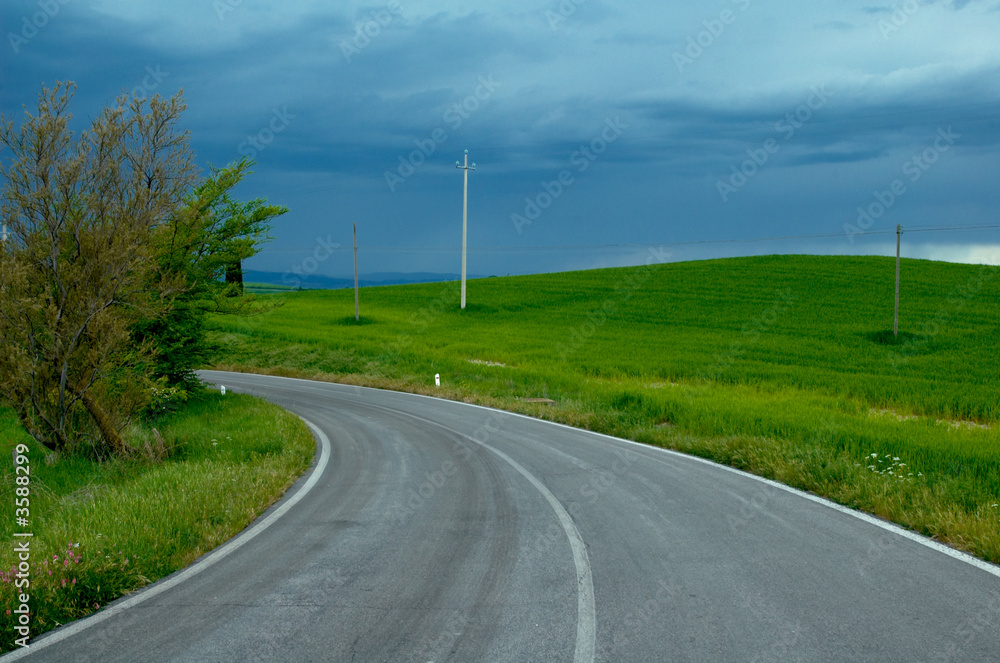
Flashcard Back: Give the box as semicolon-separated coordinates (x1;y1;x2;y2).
206;371;1000;581
478;443;596;663
2;417;331;661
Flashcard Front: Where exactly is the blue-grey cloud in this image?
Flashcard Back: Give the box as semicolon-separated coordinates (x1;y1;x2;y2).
1;0;998;276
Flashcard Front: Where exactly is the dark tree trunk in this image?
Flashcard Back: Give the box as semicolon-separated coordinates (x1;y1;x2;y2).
18;411;66;453
81;390;129;456
225;259;244;294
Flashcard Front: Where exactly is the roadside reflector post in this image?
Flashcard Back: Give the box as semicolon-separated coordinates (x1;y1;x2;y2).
435;374;440;387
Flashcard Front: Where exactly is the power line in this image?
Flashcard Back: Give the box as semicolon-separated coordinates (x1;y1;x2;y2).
258;223;1000;255
899;223;1000;234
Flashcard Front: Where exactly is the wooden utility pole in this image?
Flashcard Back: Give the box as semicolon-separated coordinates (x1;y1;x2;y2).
353;222;359;322
455;150;476;310
894;224;902;337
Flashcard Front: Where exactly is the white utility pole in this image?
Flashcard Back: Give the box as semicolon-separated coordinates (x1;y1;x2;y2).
894;224;902;337
455;150;476;310
353;222;359;322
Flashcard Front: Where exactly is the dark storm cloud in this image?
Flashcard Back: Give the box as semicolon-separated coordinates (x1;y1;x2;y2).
1;0;998;274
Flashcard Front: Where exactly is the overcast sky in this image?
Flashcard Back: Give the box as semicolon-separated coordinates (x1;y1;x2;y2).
2;0;999;280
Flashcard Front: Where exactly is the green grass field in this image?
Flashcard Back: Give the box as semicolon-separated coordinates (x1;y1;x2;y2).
208;254;1000;563
0;393;315;651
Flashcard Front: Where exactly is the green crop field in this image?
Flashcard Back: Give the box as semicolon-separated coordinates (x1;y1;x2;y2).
208;254;1000;562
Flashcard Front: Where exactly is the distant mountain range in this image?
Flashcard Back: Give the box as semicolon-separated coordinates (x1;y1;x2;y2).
242;270;489;290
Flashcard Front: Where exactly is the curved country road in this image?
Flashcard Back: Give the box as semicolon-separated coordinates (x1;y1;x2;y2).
6;371;999;662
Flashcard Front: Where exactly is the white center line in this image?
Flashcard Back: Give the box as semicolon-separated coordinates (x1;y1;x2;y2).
478;442;596;663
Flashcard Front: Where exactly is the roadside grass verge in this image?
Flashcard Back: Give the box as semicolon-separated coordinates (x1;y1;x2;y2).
0;393;315;652
206;254;1000;565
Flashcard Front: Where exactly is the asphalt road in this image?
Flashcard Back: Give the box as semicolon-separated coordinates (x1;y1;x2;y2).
8;370;1000;662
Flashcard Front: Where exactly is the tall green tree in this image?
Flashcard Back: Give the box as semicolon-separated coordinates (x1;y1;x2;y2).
137;158;287;390
0;83;196;455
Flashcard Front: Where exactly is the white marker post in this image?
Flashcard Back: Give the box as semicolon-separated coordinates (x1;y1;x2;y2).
435;374;440;387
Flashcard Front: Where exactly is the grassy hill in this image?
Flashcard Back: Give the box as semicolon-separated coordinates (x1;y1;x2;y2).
209;255;1000;562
